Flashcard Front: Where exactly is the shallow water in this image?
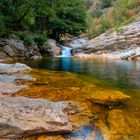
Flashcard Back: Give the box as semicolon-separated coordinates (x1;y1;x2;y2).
19;57;140;140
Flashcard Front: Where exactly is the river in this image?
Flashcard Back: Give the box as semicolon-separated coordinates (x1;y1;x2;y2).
21;57;140;140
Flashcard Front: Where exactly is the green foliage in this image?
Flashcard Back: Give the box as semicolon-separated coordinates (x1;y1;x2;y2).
99;18;111;32
127;0;137;9
17;31;32;46
112;0;138;27
101;0;112;8
113;0;129;26
88;0;139;39
34;34;48;46
0;0;87;41
92;6;103;18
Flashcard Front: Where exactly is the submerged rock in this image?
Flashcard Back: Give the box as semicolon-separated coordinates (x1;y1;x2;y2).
96;109;140;140
0;63;31;74
0;96;72;139
89;90;131;106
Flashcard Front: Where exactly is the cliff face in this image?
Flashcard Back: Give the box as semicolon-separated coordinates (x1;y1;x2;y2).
74;20;140;60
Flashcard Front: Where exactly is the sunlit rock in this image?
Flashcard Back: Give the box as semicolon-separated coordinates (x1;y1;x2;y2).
0;63;31;74
0;63;35;95
0;82;28;95
0;96;72;139
73;20;140;60
89;90;131;106
0;74;36;83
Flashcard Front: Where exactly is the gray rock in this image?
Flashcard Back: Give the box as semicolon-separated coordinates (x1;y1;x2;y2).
0;74;36;83
41;39;61;56
0;82;28;95
70;38;89;49
74;20;140;60
0;96;72;139
0;38;42;60
3;45;16;58
0;63;36;95
0;63;31;74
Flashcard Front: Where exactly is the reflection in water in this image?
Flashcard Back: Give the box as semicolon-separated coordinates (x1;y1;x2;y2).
25;57;140;89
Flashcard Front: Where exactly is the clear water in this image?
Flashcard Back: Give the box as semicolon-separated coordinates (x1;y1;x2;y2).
22;57;140;140
25;57;140;89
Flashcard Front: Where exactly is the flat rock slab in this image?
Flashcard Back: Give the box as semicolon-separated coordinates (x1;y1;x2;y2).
89;90;131;106
0;96;72;139
0;82;28;95
0;74;36;83
0;63;31;74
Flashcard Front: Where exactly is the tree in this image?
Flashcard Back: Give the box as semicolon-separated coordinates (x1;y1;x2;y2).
0;0;87;41
35;0;87;40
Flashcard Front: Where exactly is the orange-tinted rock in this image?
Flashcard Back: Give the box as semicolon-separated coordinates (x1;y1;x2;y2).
89;90;131;106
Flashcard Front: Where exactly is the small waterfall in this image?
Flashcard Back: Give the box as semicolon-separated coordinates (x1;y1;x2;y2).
60;46;72;57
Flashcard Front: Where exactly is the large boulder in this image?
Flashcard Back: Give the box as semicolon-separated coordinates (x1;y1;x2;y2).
44;39;61;56
70;38;89;55
0;38;42;60
0;63;31;74
0;96;72;139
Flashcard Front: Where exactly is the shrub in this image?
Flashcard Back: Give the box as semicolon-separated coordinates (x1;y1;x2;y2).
127;0;137;9
99;18;111;33
17;31;32;46
92;7;103;18
86;0;94;8
113;0;129;25
101;0;112;8
34;34;48;46
127;8;137;17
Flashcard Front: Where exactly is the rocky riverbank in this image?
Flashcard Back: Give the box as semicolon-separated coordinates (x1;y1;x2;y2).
0;63;73;139
0;62;134;139
72;20;140;60
0;38;61;61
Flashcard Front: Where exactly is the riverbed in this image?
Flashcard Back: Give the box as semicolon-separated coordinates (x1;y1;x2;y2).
19;57;140;140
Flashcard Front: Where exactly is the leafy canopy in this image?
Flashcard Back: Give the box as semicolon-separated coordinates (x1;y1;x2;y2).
0;0;87;40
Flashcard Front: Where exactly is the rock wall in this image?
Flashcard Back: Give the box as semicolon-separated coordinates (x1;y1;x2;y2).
73;20;140;60
0;38;42;61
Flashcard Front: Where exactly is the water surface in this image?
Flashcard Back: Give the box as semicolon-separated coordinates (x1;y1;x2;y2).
21;57;140;140
25;57;140;89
